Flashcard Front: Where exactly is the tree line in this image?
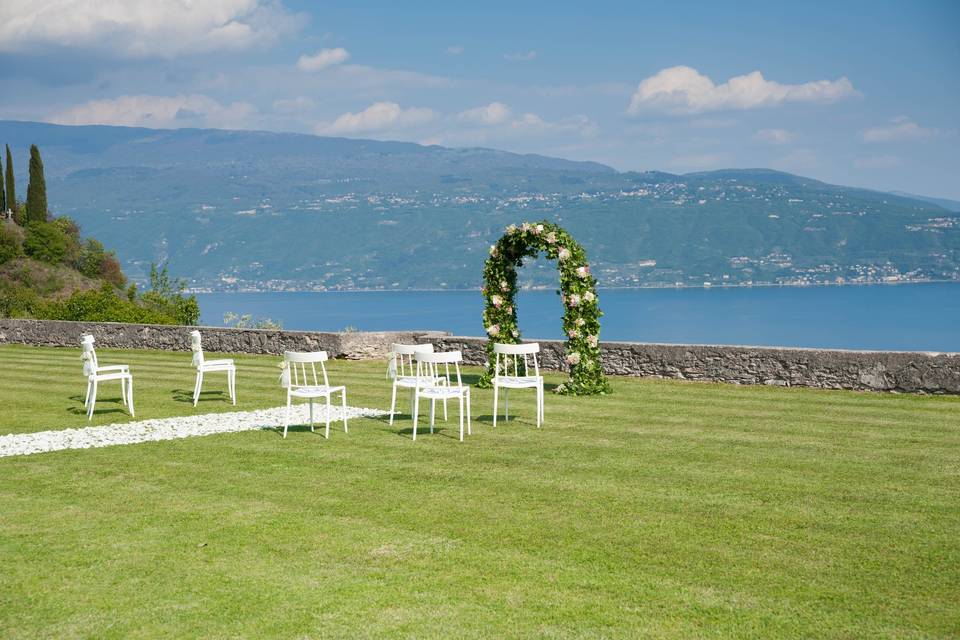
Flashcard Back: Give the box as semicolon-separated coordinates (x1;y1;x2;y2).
0;144;199;325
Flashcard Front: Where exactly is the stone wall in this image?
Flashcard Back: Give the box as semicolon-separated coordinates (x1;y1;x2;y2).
2;319;958;394
425;335;960;395
0;318;446;360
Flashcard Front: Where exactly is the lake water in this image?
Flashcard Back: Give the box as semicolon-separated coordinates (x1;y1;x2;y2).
197;282;960;352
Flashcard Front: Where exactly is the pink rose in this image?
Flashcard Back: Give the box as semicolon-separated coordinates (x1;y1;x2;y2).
568;329;579;339
566;352;581;365
568;294;581;307
486;324;500;337
546;232;557;244
558;248;571;261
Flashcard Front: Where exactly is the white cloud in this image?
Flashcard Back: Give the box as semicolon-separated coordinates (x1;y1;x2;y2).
862;117;937;143
316;102;437;135
445;45;464;55
855;154;902;169
0;0;302;57
49;94;256;128
755;128;795;144
272;96;316;113
504;50;537;61
297;47;350;72
510;113;598;137
628;66;857;115
457;102;511;125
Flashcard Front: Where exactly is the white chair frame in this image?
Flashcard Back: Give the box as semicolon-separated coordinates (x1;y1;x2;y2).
387;343;447;425
81;335;134;420
412;351;471;441
190;330;236;407
492;342;544;428
282;351;348;439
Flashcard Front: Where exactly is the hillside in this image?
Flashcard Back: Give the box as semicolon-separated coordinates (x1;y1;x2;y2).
1;120;957;291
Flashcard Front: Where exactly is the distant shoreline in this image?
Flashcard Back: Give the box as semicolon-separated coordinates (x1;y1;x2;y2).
188;279;960;295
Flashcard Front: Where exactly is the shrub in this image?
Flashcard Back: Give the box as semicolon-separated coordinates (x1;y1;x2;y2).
51;217;81;267
0;223;23;265
139;263;200;326
79;238;106;278
23;221;69;264
99;254;126;288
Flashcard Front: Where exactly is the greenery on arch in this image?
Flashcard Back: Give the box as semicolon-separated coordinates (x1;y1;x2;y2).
478;220;611;395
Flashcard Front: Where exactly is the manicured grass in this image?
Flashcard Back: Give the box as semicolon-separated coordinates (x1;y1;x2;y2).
1;343;958;638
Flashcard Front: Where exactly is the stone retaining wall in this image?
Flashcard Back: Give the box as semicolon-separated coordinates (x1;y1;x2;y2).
2;319;958;394
0;318;446;360
424;336;960;395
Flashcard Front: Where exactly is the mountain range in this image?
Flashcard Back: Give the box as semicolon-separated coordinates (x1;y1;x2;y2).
1;120;957;291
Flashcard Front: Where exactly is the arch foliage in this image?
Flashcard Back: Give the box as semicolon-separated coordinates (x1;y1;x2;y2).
478;220;611;395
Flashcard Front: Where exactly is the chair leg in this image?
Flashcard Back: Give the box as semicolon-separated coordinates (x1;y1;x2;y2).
127;377;135;417
504;388;509;421
230;369;236;405
412;392;420;441
120;376;127;408
283;396;291;438
458;395;464;441
309;399;315;432
389;382;398;425
466;389;472;435
492;382;499;428
443;397;448;421
194;370;203;407
84;380;92;408
538;383;543;428
88;379;98;420
341;389;349;433
429;399;435;432
325;394;331;439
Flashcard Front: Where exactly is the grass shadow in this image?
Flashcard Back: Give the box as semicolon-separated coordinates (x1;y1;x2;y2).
66;394;128;418
171;388;232;405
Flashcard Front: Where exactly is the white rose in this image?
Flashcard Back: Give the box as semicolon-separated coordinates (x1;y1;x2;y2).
566;352;581;365
558;248;571;261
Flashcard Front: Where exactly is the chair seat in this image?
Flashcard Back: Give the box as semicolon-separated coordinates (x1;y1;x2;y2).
418;386;468;399
495;375;543;388
394;375;445;388
200;359;235;370
90;371;132;382
289;385;344;398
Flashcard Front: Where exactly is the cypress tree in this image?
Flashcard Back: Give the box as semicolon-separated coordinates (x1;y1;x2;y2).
0;150;5;214
25;144;47;223
4;145;14;217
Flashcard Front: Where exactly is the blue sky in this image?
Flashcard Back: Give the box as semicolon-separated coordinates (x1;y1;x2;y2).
1;0;958;198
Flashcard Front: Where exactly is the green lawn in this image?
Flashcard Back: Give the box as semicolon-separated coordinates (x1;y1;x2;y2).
1;343;958;638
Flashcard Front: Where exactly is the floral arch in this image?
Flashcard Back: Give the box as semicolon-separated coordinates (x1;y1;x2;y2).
478;220;611;395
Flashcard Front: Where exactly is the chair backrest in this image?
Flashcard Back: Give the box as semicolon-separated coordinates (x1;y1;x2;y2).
283;351;330;389
190;330;204;366
81;334;98;375
388;343;434;379
414;350;463;389
493;342;540;378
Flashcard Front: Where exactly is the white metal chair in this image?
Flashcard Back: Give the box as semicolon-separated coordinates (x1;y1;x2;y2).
281;351;348;439
412;351;471;442
387;343;447;425
80;334;134;420
492;342;544;428
190;330;236;407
